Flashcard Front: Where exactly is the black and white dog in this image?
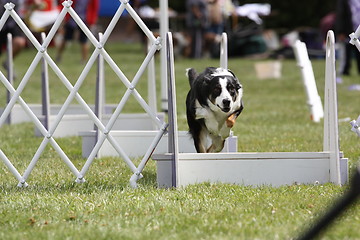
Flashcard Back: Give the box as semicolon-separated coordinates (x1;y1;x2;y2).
186;67;244;153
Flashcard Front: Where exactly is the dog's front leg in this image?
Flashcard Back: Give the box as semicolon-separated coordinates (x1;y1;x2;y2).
194;130;208;153
207;135;225;153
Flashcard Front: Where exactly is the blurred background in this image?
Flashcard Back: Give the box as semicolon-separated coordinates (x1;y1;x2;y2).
98;0;337;59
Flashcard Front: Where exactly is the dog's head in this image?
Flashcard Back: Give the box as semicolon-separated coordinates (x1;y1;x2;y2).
200;67;243;113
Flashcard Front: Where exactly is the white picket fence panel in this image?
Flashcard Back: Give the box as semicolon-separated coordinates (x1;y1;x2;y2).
0;0;167;187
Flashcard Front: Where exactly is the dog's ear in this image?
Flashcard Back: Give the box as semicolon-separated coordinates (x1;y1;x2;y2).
203;75;213;83
228;69;241;90
234;81;242;91
186;68;198;86
239;100;244;113
203;67;217;83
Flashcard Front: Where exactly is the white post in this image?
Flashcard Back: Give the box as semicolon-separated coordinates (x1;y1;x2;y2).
95;32;105;147
166;32;179;187
41;32;50;130
293;40;324;122
6;33;13;124
160;0;168;112
147;38;157;119
95;33;105;120
323;30;341;185
220;33;228;69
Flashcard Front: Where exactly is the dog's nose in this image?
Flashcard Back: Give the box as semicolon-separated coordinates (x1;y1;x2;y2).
223;99;230;107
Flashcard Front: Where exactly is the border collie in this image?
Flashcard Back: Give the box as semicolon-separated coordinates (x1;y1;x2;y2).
186;67;244;153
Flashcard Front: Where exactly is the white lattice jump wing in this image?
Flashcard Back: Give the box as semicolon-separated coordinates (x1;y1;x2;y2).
0;0;167;188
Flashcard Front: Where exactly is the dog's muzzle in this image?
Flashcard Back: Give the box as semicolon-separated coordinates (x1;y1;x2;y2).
218;99;231;112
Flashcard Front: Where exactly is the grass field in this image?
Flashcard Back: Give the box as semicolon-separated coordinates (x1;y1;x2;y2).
0;41;360;240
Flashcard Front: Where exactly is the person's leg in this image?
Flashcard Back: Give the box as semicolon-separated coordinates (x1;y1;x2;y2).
11;26;26;59
1;27;26;77
78;28;89;63
343;43;352;75
193;28;203;59
80;42;89;63
12;36;26;58
56;24;74;62
354;48;360;75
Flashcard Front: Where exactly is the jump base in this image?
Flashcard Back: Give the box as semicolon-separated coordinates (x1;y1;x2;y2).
35;112;165;138
81;130;238;158
153;152;348;188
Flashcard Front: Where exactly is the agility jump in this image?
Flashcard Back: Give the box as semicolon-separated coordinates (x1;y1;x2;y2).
154;30;348;188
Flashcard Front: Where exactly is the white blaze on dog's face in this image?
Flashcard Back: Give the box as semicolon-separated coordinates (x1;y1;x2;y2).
208;68;242;114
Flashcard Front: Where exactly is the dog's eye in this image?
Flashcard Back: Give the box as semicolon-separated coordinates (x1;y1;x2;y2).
214;85;221;95
228;85;236;94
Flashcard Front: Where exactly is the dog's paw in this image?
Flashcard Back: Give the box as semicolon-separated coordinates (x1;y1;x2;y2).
226;113;236;128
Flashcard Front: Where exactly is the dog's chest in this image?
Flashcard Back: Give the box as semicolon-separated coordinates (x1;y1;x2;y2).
195;100;230;138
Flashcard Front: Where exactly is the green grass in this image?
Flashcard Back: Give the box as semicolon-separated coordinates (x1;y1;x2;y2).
1;41;360;240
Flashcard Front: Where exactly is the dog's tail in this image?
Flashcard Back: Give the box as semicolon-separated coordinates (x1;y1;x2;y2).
186;68;197;86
